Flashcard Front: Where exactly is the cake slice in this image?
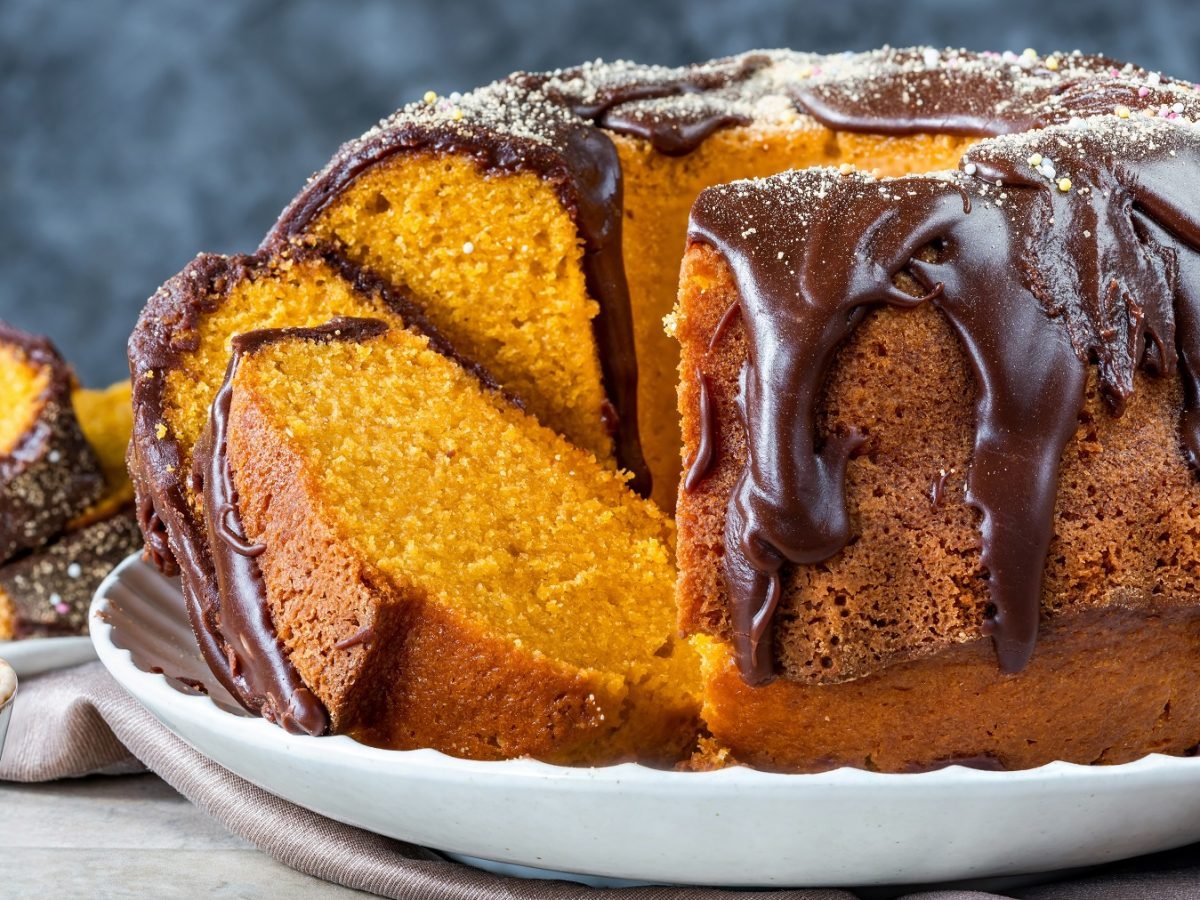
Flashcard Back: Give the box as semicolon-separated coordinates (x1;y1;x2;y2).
128;247;438;700
72;381;135;526
0;323;105;564
675;117;1200;771
203;318;697;762
0;380;140;640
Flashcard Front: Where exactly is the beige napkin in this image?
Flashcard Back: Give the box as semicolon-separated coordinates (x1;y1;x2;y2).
2;662;1199;900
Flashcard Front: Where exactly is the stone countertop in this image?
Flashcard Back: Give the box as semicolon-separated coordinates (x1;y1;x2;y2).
0;775;364;898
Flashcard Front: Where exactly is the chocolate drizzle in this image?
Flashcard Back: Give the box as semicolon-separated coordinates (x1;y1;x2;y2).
192;318;387;736
690;117;1200;684
929;469;950;508
265;49;1200;505
683;372;716;492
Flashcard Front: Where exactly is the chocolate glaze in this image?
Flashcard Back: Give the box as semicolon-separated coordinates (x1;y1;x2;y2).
0;322;105;563
683;372;716;493
789;49;1188;138
194;318;388;736
596;108;751;156
100;566;250;717
929;469;950;509
334;624;374;651
690;117;1200;684
265;50;1196;505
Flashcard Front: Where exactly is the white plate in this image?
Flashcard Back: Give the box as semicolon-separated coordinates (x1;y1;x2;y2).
0;636;96;678
91;554;1200;889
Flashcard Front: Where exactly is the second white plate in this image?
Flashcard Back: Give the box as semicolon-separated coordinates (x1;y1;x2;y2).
91;554;1200;888
0;635;96;678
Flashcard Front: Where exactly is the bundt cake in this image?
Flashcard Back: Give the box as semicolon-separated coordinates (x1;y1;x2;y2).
128;46;1200;770
0;323;105;563
0;329;140;640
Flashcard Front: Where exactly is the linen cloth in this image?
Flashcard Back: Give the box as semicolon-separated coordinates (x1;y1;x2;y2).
2;662;1198;899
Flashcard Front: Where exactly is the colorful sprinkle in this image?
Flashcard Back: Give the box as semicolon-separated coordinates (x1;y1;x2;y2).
67;563;82;579
422;90;437;104
963;162;978;176
1115;105;1132;119
1028;153;1044;166
1057;178;1072;192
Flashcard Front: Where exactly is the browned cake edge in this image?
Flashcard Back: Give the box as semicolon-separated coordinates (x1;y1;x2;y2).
126;245;477;709
698;604;1200;773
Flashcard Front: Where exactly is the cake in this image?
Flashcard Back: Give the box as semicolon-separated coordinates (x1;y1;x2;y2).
129;47;1200;769
0;328;140;640
677;115;1200;771
203;317;695;760
0;322;105;563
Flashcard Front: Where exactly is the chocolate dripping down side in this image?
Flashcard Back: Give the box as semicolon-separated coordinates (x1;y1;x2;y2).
192;318;392;736
687;118;1200;685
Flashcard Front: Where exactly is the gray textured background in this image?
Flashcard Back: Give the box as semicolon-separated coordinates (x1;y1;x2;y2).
4;0;1200;385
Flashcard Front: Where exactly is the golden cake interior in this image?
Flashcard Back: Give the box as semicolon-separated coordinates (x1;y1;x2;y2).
0;342;50;455
298;126;974;508
155;254;403;520
226;324;698;762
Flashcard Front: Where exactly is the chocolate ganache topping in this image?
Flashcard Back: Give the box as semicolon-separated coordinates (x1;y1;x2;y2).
192;317;390;735
689;115;1200;684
